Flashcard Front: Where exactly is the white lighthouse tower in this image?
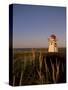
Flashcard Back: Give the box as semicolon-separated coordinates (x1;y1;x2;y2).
48;34;58;52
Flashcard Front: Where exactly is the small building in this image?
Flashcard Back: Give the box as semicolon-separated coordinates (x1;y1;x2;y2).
48;34;58;52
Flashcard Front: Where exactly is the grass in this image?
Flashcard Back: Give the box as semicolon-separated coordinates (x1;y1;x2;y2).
10;48;66;86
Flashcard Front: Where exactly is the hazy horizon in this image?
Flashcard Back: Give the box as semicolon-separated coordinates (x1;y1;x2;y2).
13;47;66;49
13;4;66;48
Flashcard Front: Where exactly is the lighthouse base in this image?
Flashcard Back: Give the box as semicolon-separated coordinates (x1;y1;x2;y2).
48;46;58;52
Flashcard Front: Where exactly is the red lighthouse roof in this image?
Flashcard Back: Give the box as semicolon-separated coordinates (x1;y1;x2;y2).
50;34;56;39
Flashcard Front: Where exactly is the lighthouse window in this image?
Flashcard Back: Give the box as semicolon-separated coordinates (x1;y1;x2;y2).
55;43;56;47
51;42;52;45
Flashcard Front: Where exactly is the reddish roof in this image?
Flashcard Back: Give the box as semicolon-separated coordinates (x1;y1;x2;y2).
50;34;56;39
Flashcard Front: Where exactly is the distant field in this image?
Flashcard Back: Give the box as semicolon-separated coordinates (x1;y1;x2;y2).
10;48;66;86
13;48;66;59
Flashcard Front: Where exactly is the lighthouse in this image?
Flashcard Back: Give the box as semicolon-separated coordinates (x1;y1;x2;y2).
48;34;58;52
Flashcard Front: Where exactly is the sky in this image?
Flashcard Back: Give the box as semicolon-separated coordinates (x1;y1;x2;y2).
13;4;66;48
